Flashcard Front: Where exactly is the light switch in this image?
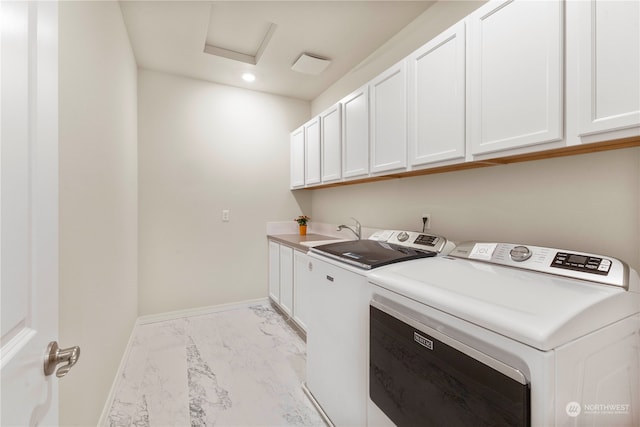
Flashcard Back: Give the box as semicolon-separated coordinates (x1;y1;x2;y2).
222;209;230;222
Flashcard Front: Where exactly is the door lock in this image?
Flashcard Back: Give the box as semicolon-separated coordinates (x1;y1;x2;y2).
44;341;80;378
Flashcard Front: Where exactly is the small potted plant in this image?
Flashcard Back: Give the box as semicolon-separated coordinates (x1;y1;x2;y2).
295;215;310;236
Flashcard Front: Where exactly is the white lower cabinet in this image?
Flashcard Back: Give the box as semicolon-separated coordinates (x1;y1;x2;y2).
279;245;293;316
268;240;280;303
268;240;310;330
293;250;310;330
306;257;368;427
268;240;293;316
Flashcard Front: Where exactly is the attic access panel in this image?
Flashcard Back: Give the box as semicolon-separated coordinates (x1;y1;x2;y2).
203;4;276;65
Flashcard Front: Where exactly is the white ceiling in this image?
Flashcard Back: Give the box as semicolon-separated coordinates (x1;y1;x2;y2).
120;1;436;100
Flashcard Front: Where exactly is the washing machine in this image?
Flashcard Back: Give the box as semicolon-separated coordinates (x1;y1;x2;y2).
304;230;454;427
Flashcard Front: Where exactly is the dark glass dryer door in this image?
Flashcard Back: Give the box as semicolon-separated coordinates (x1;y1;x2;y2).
369;302;530;427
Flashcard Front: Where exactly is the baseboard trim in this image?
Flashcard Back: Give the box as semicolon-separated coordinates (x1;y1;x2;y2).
137;297;270;325
97;320;139;426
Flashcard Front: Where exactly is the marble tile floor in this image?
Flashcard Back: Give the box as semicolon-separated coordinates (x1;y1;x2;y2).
106;303;326;427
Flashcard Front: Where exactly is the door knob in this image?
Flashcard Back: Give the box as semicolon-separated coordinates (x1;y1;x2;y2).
44;341;80;378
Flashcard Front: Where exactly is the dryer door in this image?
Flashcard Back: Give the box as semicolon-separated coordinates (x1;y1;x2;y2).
369;301;530;427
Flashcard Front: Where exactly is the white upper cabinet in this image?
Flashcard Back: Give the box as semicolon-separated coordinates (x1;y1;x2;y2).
304;117;321;186
320;104;342;183
408;21;466;167
289;0;637;189
370;61;407;174
342;86;369;179
570;0;640;139
290;126;305;189
468;0;563;156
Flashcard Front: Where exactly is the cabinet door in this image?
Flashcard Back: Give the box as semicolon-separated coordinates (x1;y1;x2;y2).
279;245;293;316
575;0;640;136
290;127;305;189
320;104;342;183
292;250;309;331
469;0;563;155
305;117;321;186
268;241;280;303
342;86;369;179
408;21;466;167
370;61;407;173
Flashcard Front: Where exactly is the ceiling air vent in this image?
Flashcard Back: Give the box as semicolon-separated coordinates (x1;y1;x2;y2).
291;53;331;75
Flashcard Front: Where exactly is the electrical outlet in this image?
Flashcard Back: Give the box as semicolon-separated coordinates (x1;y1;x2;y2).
421;213;431;230
222;209;230;222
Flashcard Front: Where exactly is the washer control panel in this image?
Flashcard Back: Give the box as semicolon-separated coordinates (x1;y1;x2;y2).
449;242;629;289
368;230;453;255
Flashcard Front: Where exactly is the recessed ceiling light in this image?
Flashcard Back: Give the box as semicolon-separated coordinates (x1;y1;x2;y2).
242;72;256;82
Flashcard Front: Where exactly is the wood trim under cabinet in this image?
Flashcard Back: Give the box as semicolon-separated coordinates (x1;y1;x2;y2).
300;135;640;190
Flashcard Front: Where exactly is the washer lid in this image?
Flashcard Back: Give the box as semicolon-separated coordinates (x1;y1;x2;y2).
368;255;640;351
309;230;449;270
310;239;436;270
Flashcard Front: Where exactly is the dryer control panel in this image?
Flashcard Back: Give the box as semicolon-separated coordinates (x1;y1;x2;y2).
551;252;611;275
449;242;630;290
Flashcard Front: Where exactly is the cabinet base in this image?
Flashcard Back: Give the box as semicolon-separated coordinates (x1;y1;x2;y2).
268;298;306;341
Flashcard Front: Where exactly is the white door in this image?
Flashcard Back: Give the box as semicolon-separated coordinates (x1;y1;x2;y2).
320;103;341;184
408;21;466;167
369;61;407;174
278;245;293;316
1;2;66;425
289;126;305;189
292;250;309;330
268;240;280;303
341;86;369;179
575;0;640;136
468;0;563;155
304;117;321;186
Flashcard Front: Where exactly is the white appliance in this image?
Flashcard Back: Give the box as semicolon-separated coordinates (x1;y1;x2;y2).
304;230;454;427
367;241;640;427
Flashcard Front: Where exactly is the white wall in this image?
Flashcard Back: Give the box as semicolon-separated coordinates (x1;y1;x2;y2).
59;2;138;425
138;70;310;315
